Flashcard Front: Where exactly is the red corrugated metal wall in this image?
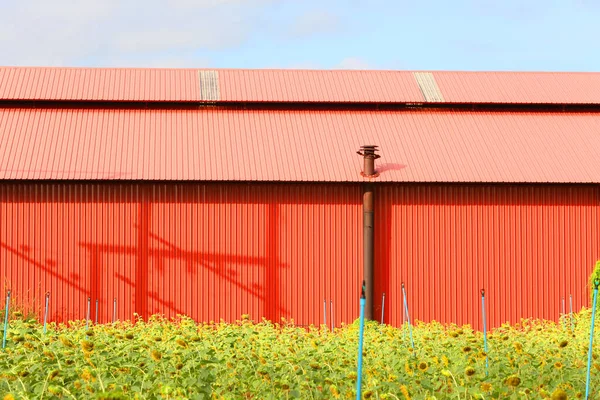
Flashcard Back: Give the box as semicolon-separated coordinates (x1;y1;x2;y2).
1;183;598;329
375;185;600;330
0;183;362;326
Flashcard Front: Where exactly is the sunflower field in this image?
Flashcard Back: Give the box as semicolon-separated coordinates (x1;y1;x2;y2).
0;310;599;399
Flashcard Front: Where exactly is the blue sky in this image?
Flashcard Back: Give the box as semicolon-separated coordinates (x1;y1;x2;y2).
1;0;598;71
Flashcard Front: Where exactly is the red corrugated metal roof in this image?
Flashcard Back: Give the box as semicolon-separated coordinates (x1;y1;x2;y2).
218;69;423;102
0;67;424;103
2;107;600;183
4;67;600;104
0;67;200;101
434;71;600;104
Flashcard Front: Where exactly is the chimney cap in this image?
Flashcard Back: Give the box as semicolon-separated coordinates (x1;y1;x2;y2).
357;145;381;158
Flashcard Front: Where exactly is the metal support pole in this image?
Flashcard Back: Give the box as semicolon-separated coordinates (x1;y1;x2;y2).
562;297;566;330
323;300;327;328
381;292;385;324
43;292;50;335
113;298;117;323
85;297;90;330
570;294;574;332
95;299;99;324
330;300;334;332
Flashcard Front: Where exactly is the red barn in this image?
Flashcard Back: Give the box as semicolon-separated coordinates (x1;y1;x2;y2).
1;67;600;329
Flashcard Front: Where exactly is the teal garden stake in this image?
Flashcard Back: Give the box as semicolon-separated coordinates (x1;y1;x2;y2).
356;281;366;400
585;279;600;399
481;289;489;375
401;283;415;353
402;294;406;340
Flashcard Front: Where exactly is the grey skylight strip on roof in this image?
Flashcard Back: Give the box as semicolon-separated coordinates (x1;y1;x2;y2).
413;72;445;102
199;70;220;101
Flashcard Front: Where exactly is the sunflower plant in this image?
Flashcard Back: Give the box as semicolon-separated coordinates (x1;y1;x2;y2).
0;312;598;399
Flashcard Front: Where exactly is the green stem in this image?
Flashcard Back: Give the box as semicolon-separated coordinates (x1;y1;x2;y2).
60;386;77;400
39;371;51;400
16;376;28;398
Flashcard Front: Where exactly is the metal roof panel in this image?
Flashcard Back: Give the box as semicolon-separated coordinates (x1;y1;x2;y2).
0;67;201;101
4;67;600;104
218;69;424;103
433;71;600;104
2;107;600;183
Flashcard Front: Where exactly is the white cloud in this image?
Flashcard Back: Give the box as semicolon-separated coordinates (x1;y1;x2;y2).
0;0;120;65
115;27;246;53
288;10;341;38
0;0;276;66
336;57;371;70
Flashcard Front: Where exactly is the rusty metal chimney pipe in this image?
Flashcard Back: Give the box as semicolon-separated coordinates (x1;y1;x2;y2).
357;145;380;321
363;184;374;320
357;145;380;178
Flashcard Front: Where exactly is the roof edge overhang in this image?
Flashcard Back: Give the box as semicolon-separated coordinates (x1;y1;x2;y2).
1;179;599;186
3;99;600;112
